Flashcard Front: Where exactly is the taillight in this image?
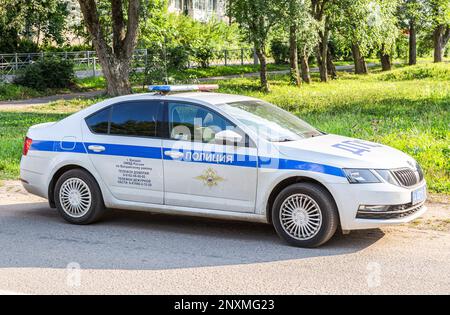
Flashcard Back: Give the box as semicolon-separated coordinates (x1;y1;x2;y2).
23;137;32;156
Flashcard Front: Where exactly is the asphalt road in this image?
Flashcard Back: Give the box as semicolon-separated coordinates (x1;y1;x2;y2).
0;196;449;295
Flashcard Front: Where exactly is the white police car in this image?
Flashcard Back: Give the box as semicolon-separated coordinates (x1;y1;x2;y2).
20;85;427;247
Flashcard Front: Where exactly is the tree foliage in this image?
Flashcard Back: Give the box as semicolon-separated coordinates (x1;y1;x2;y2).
330;0;399;56
140;2;244;69
0;0;69;52
229;0;288;91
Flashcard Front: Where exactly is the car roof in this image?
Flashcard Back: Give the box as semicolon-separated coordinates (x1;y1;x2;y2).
166;92;256;105
109;92;257;106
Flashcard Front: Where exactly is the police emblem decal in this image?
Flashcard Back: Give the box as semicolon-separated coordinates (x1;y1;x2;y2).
195;168;225;187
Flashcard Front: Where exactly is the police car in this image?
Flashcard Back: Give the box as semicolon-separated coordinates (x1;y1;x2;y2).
20;85;427;247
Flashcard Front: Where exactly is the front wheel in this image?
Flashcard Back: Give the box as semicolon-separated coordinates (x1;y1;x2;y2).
54;169;105;224
272;183;339;248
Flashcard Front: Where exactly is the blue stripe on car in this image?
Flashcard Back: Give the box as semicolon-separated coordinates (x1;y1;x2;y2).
29;140;345;177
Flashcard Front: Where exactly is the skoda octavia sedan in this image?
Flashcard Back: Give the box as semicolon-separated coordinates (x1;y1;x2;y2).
20;85;427;247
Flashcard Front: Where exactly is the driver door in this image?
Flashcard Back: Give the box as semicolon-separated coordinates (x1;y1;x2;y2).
162;101;258;213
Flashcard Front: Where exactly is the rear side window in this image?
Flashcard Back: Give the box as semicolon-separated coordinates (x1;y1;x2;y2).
85;101;164;138
85;107;110;134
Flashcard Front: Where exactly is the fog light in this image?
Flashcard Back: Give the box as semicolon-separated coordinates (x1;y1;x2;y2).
358;205;390;212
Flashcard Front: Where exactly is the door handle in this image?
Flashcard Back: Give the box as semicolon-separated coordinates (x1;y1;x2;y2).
87;145;106;153
164;150;184;159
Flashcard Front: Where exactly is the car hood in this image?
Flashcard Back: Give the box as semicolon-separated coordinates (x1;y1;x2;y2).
274;134;415;169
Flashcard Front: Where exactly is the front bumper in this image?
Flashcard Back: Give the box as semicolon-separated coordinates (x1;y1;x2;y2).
329;181;427;230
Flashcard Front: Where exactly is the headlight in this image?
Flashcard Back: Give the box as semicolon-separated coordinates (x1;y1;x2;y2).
343;169;380;184
373;169;399;185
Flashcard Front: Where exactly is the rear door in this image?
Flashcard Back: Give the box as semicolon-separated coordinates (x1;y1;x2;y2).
82;100;165;204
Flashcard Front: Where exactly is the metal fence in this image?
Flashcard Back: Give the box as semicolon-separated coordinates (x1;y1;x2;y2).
0;47;258;82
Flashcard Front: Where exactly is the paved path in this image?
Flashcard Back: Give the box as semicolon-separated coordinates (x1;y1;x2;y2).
0;181;448;295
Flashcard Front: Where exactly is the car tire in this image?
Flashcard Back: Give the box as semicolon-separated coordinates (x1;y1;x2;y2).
54;169;105;225
272;183;339;248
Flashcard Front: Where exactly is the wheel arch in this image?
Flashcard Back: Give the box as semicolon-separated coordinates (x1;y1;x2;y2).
48;164;100;208
265;176;340;225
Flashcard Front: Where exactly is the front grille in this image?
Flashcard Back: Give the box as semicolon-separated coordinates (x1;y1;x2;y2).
392;168;421;187
356;202;425;220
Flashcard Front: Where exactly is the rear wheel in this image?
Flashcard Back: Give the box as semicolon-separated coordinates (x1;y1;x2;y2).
54;169;105;224
272;183;339;248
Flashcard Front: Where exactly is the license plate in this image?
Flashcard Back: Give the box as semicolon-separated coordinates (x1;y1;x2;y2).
412;186;426;205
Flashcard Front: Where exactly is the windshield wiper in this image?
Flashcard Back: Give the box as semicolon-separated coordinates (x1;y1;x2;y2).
271;138;295;142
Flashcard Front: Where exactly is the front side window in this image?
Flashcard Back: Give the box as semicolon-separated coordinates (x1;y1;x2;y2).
168;102;240;144
85;101;164;138
220;100;323;142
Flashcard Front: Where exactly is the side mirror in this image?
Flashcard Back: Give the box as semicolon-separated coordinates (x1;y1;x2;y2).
215;130;243;144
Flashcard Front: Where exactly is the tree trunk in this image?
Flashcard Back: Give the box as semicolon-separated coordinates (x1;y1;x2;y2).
408;19;416;66
78;0;140;96
433;25;450;63
311;0;328;82
300;50;311;84
351;44;368;74
99;55;133;96
316;29;328;82
289;24;301;87
255;46;269;92
380;52;391;71
327;47;337;79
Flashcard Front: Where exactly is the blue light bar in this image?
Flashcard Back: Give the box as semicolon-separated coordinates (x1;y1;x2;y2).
148;84;219;93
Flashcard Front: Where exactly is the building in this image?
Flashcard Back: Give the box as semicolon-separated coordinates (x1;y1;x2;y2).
65;0;82;28
168;0;228;22
65;0;228;25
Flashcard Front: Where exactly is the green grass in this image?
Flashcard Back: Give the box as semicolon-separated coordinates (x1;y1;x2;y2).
0;63;449;193
0;77;105;102
0;83;49;101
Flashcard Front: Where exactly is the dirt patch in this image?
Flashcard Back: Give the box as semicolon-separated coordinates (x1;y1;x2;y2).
0;180;46;204
407;201;450;232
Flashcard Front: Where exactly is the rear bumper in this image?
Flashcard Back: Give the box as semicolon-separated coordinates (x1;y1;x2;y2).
329;181;427;230
20;158;48;199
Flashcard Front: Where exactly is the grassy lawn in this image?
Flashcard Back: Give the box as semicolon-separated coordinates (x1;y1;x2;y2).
0;63;448;193
0;79;102;102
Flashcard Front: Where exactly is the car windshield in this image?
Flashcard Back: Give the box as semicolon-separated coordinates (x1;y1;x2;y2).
220;100;323;142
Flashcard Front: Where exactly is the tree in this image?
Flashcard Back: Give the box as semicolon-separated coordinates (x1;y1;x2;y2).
298;15;319;83
429;0;450;62
376;1;400;71
77;0;140;96
398;0;427;65
286;0;313;86
330;0;399;74
230;0;287;92
311;0;330;82
0;0;69;52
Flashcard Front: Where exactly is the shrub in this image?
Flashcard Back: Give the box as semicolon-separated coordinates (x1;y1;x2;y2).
14;57;74;90
270;40;289;65
193;47;216;68
17;39;39;53
167;45;190;70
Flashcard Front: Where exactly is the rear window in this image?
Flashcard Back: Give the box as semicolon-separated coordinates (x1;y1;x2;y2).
85;101;164;138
